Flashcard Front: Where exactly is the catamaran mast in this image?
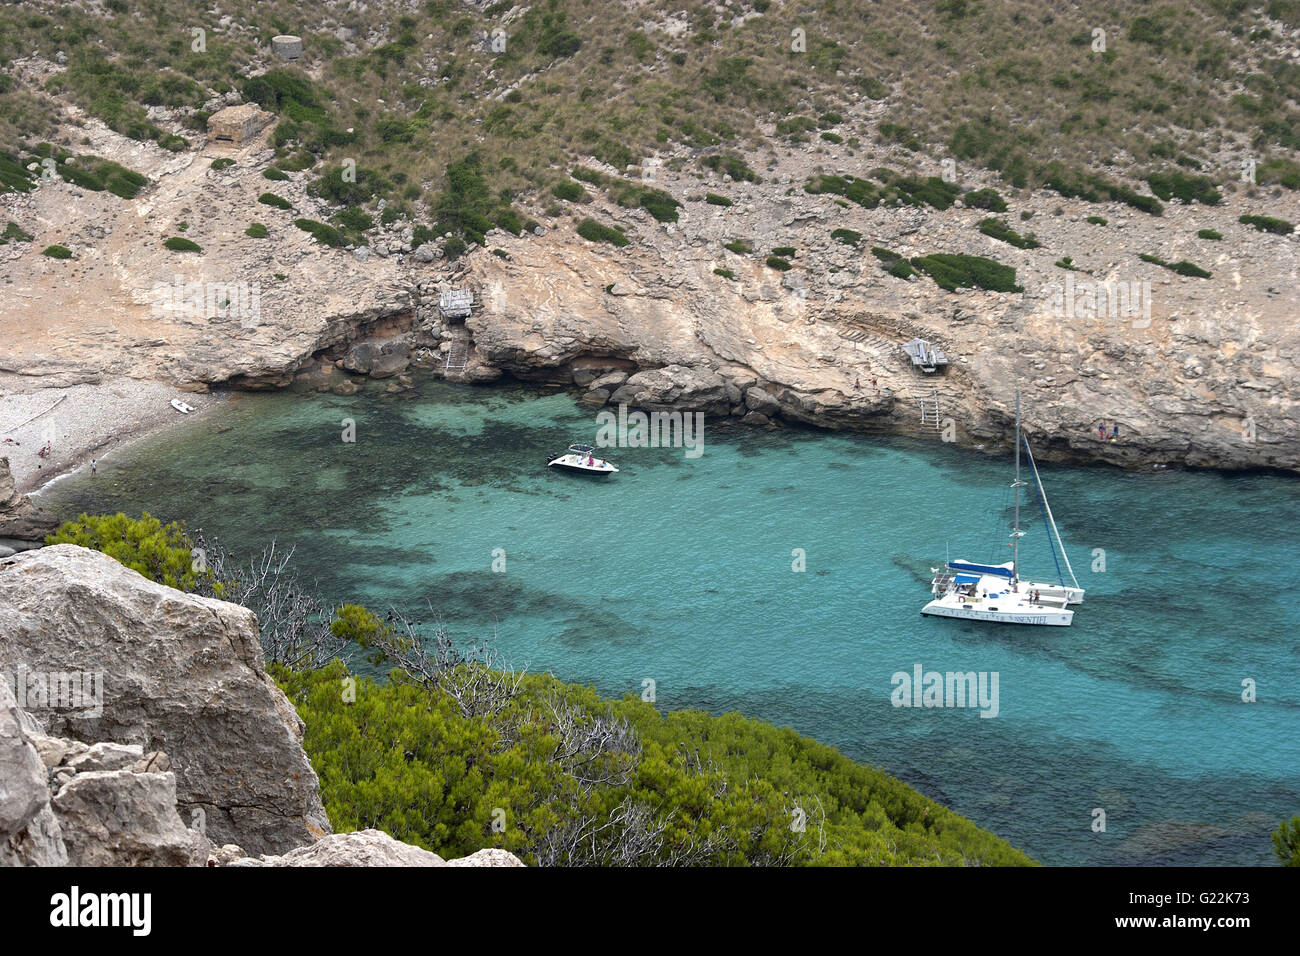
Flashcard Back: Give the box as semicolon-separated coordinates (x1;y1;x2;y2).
1011;390;1026;582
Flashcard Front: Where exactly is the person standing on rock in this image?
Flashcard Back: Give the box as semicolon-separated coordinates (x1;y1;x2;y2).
1111;423;1119;442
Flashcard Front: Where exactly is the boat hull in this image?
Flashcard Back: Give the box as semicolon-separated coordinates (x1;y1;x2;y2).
547;454;618;475
921;598;1072;626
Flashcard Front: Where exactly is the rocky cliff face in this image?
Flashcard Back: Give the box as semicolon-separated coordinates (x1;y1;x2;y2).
0;544;526;867
0;544;330;855
0;457;57;553
2;104;1295;474
217;830;525;867
1;671;206;866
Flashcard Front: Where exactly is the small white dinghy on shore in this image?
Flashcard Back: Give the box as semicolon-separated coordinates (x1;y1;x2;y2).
170;399;195;414
547;443;618;476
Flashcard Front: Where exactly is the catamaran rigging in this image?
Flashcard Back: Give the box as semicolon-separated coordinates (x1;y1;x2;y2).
921;391;1085;626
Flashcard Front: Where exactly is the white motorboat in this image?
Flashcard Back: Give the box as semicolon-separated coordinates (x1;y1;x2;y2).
547;443;618;476
921;391;1085;626
170;399;195;414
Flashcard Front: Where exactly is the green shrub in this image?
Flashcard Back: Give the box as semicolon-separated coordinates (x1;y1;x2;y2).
576;217;629;247
277;150;316;172
1275;816;1300;867
311;165;389;206
551;180;587;202
0;152;37;192
831;228;861;246
701;153;759;182
259;192;293;210
639;187;681;223
163;236;202;252
724;239;752;254
887;259;916;279
713;267;735;279
430;154;512;245
1086;215;1107;225
776;116;818;139
443;236;467;258
38;150;148;200
805;173;881;208
210;158;236;171
1036;162;1164;215
765;256;792;270
41;244;72;259
332;206;374;233
1140;252;1211;277
820;131;843;144
963;187;1007;212
263;166;289;181
978;217;1040;248
1146;171;1221;205
910;253;1023;292
1197;228;1222;240
0;220;33;243
771;245;796;257
1257;159;1300;190
893;175;960;210
1239;214;1294;234
245;222;268;238
705;193;733;206
295;218;349;247
533;6;582;58
46;512;210;592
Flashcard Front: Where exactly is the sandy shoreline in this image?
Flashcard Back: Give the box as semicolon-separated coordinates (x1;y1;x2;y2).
0;375;216;496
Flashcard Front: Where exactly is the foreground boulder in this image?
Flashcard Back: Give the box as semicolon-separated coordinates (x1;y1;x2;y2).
0;674;66;865
1;673;204;865
220;829;525;867
0;545;331;854
51;766;205;866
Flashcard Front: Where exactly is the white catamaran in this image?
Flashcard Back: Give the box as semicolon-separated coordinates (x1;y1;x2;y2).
921;392;1085;626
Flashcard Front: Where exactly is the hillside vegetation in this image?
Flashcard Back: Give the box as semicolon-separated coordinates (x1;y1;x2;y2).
2;0;1298;247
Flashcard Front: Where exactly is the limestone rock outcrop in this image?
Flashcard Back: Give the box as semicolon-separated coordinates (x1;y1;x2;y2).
608;365;732;416
220;829;525;867
0;456;58;549
0;674;67;865
51;767;206;866
1;672;205;866
0;545;331;855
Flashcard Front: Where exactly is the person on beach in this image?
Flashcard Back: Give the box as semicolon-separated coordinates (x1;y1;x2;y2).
91;459;97;476
1098;423;1106;440
1111;423;1119;442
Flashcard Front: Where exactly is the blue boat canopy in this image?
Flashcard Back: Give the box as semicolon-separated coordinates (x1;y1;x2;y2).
948;560;1015;580
953;573;981;584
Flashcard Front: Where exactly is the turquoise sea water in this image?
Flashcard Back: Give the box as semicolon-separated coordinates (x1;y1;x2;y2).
38;377;1300;866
